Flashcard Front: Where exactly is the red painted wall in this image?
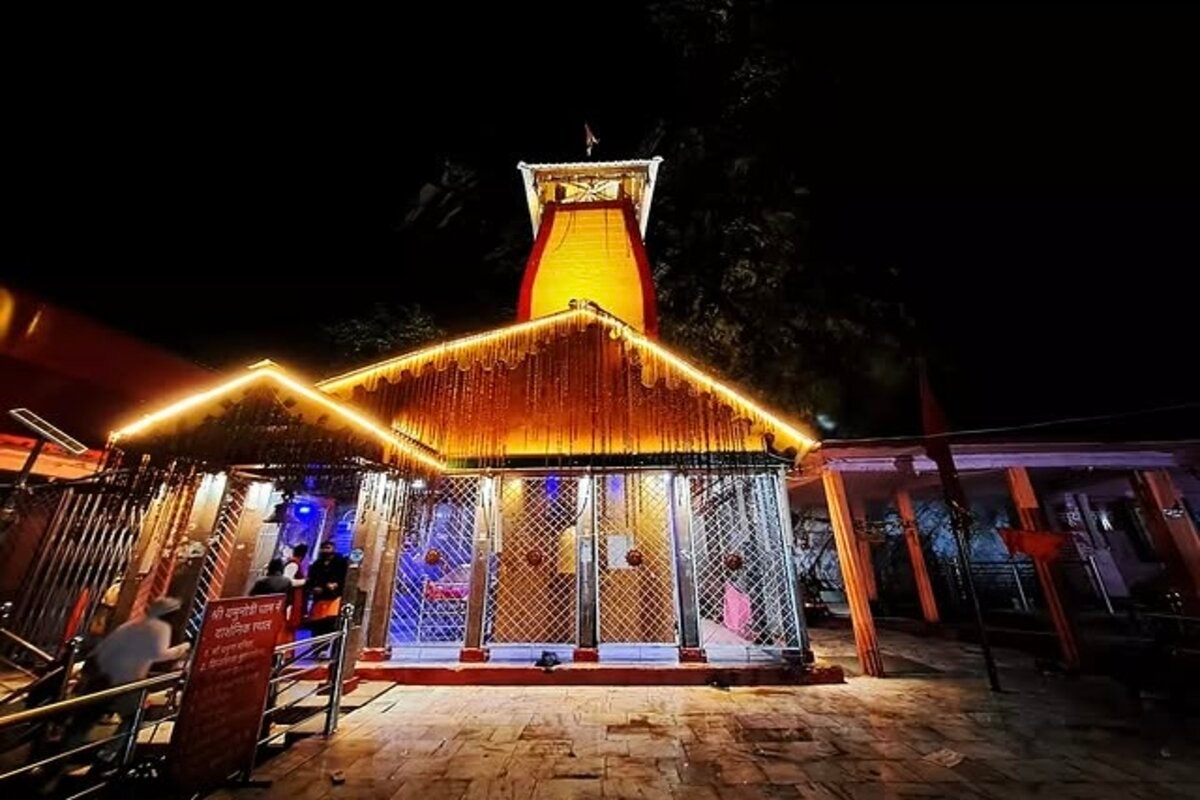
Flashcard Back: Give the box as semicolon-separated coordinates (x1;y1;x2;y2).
0;284;211;446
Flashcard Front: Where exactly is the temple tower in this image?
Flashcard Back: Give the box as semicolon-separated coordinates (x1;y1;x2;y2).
516;158;663;335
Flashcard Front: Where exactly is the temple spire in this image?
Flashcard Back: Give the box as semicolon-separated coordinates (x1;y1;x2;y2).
515;158;663;335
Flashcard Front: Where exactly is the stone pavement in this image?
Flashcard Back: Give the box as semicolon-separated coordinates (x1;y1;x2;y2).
214;627;1200;799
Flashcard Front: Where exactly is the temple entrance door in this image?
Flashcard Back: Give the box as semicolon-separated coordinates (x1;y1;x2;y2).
485;476;580;652
387;477;480;652
596;472;679;651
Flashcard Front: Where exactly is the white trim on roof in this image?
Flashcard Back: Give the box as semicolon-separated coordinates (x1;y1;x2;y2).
516;157;663;238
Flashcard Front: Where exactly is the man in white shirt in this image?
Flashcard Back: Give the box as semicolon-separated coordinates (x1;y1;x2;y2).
90;597;191;688
282;542;308;585
54;597;191;774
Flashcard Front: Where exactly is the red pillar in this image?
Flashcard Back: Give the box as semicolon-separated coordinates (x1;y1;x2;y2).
1131;470;1200;613
894;490;940;624
1006;467;1080;669
822;469;884;677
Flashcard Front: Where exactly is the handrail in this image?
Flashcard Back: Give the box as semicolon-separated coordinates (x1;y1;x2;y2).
274;629;341;654
1;605;354;791
0;671;183;728
0;626;54;665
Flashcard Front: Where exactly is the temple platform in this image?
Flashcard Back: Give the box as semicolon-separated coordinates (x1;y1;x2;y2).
352;646;844;686
355;661;844;686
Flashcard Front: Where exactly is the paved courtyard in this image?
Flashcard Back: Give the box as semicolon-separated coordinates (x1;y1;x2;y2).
217;628;1200;799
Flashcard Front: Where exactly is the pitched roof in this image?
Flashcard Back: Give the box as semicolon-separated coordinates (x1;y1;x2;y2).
111;361;444;473
318;303;817;462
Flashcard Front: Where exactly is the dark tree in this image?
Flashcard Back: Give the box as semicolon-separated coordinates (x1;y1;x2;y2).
323;1;916;435
641;0;914;435
324;303;443;368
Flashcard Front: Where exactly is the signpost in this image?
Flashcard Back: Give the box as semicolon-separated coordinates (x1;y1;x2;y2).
169;595;284;796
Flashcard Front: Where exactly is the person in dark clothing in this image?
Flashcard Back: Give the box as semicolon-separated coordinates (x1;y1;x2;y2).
305;541;348;635
251;559;293;596
252;559;296;649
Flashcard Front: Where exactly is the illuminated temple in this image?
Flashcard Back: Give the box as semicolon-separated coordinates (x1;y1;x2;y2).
6;159;820;667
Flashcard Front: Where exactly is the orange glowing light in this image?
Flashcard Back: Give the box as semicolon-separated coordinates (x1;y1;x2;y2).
112;361;445;472
520;204;656;334
318;304;817;454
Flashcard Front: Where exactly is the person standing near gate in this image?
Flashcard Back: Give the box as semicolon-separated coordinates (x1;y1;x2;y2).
252;559;297;647
251;559;294;597
282;543;308;640
305;540;348;636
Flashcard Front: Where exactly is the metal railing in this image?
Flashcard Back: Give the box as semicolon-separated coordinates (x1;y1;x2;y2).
0;670;184;792
259;605;352;744
0;604;353;795
0;600;84;709
935;557;1120;618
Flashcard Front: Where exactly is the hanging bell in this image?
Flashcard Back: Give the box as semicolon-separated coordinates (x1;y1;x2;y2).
424;548;443;566
625;548;644;568
724;552;744;571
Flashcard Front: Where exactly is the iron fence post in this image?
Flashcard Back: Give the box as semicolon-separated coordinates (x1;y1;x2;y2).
57;635;84;702
324;604;353;736
119;687;149;768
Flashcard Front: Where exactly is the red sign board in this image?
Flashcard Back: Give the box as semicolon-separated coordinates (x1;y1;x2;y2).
170;595;284;795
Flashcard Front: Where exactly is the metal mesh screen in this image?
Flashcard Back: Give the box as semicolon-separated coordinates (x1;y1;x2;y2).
487;476;579;644
389;477;480;646
596;473;677;644
690;472;801;652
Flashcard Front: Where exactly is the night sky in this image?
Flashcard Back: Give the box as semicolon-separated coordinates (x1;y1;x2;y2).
5;6;1199;438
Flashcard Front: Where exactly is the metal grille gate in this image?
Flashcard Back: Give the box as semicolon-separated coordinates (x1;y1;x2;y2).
487;476;579;645
689;472;802;655
383;470;800;657
596;473;677;644
9;472;153;652
389;477;480;646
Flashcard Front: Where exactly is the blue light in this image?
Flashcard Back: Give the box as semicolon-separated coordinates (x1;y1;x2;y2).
545;476;559;498
295;503;314;517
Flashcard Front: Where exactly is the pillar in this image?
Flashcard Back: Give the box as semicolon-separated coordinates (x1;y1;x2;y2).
574;476;600;662
181;473;246;641
894;490;939;624
366;480;407;649
822;469;884;676
1006;466;1080;668
670;473;705;662
217;481;275;600
1131;470;1200;613
345;474;401;661
461;477;496;662
774;470;812;661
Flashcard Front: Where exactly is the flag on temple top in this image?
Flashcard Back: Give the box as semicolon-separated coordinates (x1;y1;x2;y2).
585;123;599;157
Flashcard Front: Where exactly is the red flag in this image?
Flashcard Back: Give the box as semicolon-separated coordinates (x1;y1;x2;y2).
918;357;949;438
584;123;599;157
